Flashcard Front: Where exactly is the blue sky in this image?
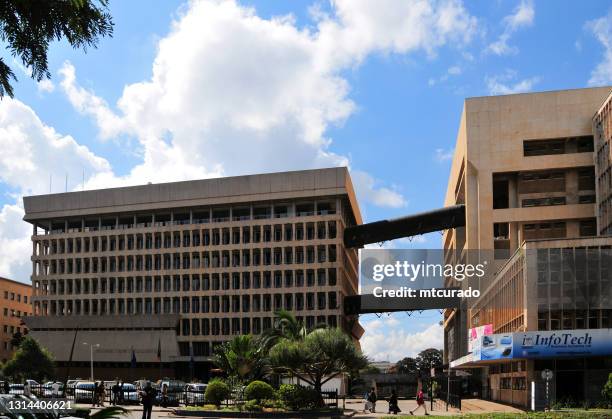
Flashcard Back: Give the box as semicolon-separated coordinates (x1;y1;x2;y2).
1;0;612;361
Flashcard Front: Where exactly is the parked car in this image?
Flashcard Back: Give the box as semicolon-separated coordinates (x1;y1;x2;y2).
74;382;96;403
66;379;82;396
42;382;64;397
154;380;184;407
9;384;24;395
118;383;139;404
184;383;207;406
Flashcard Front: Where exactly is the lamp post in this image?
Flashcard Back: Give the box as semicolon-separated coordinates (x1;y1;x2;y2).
83;342;100;381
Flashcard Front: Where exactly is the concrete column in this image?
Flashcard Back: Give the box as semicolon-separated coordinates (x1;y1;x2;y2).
508;176;518;208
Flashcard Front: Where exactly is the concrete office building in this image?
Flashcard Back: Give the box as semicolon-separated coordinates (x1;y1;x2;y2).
443;87;612;407
23;167;363;380
0;277;32;363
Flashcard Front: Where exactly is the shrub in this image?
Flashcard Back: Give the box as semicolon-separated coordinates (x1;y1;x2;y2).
243;400;261;412
244;380;275;402
602;372;612;407
205;379;231;406
277;384;319;410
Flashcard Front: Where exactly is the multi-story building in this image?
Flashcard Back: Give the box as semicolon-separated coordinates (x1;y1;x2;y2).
0;277;32;363
443;87;612;407
23;167;363;380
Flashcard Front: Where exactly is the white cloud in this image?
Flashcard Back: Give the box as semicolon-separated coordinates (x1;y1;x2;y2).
428;65;462;86
37;79;55;93
587;10;612;86
352;170;407;208
58;0;477;193
486;0;534;56
0;98;114;281
434;147;454;162
361;317;443;361
0;0;480;279
485;70;539;95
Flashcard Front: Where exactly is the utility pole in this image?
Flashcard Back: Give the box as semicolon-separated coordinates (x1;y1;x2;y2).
83;342;100;381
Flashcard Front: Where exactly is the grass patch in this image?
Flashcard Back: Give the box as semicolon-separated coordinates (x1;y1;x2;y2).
382;411;612;419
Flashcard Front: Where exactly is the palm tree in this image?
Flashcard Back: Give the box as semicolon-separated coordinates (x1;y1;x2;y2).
262;310;327;349
213;334;267;382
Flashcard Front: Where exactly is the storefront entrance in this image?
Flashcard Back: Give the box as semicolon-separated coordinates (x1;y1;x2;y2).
555;370;584;405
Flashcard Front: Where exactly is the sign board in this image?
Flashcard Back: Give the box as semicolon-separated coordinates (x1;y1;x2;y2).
468;324;493;352
464;328;612;363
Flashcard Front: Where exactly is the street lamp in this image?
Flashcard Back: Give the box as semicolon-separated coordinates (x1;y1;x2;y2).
82;342;100;381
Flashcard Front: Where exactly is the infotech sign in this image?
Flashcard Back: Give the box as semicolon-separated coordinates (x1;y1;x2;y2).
472;329;612;361
513;329;612;359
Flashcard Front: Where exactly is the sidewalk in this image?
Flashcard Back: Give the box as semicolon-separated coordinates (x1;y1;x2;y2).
345;398;524;417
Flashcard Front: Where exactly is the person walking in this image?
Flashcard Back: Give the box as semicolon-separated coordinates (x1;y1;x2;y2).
367;387;377;413
388;389;401;415
409;388;429;416
97;382;106;407
363;389;371;413
140;382;156;419
118;381;125;404
112;381;120;405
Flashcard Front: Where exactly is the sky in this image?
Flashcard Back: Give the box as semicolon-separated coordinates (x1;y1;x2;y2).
1;0;612;362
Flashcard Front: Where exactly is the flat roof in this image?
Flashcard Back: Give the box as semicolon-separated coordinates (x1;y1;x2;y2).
23;167;362;224
0;276;32;289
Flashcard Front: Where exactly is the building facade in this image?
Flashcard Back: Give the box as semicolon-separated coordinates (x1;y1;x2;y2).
23;167;363;380
443;87;612;408
0;277;32;363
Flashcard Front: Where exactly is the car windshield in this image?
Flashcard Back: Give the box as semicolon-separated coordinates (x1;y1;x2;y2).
193;385;206;391
121;384;135;390
77;384;95;389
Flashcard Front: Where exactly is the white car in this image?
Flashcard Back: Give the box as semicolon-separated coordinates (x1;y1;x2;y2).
42;382;64;397
74;382;96;403
9;384;24;395
184;383;207;406
118;383;139;404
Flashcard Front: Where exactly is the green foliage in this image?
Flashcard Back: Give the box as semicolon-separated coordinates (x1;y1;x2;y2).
0;0;114;98
2;336;55;381
415;348;443;375
204;379;231;407
269;327;367;404
89;406;129;419
261;310;309;348
213;334;267;381
602;372;612;407
277;384;319;410
361;364;382;375
396;357;417;374
244;380;274;402
242;399;262;412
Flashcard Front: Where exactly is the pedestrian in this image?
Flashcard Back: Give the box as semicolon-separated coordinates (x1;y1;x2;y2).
112;381;120;405
2;381;8;394
118;381;124;404
24;382;31;397
409;388;429;416
92;382;99;407
161;384;168;408
388;389;401;415
140;382;156;419
363;389;371;413
97;382;106;407
367;387;377;413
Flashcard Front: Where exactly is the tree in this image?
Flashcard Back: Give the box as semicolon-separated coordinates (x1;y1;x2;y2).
0;0;114;98
360;364;381;375
396;357;418;375
262;310;308;348
269;328;368;406
415;348;443;376
10;330;23;348
213;334;267;382
3;336;55;381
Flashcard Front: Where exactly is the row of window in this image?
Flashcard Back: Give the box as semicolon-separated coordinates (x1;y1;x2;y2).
176;315;339;340
2;308;30;318
36;291;340;316
36;269;338;296
36;222;338;255
35;245;338;276
2;325;25;336
2;291;28;303
42;202;339;235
